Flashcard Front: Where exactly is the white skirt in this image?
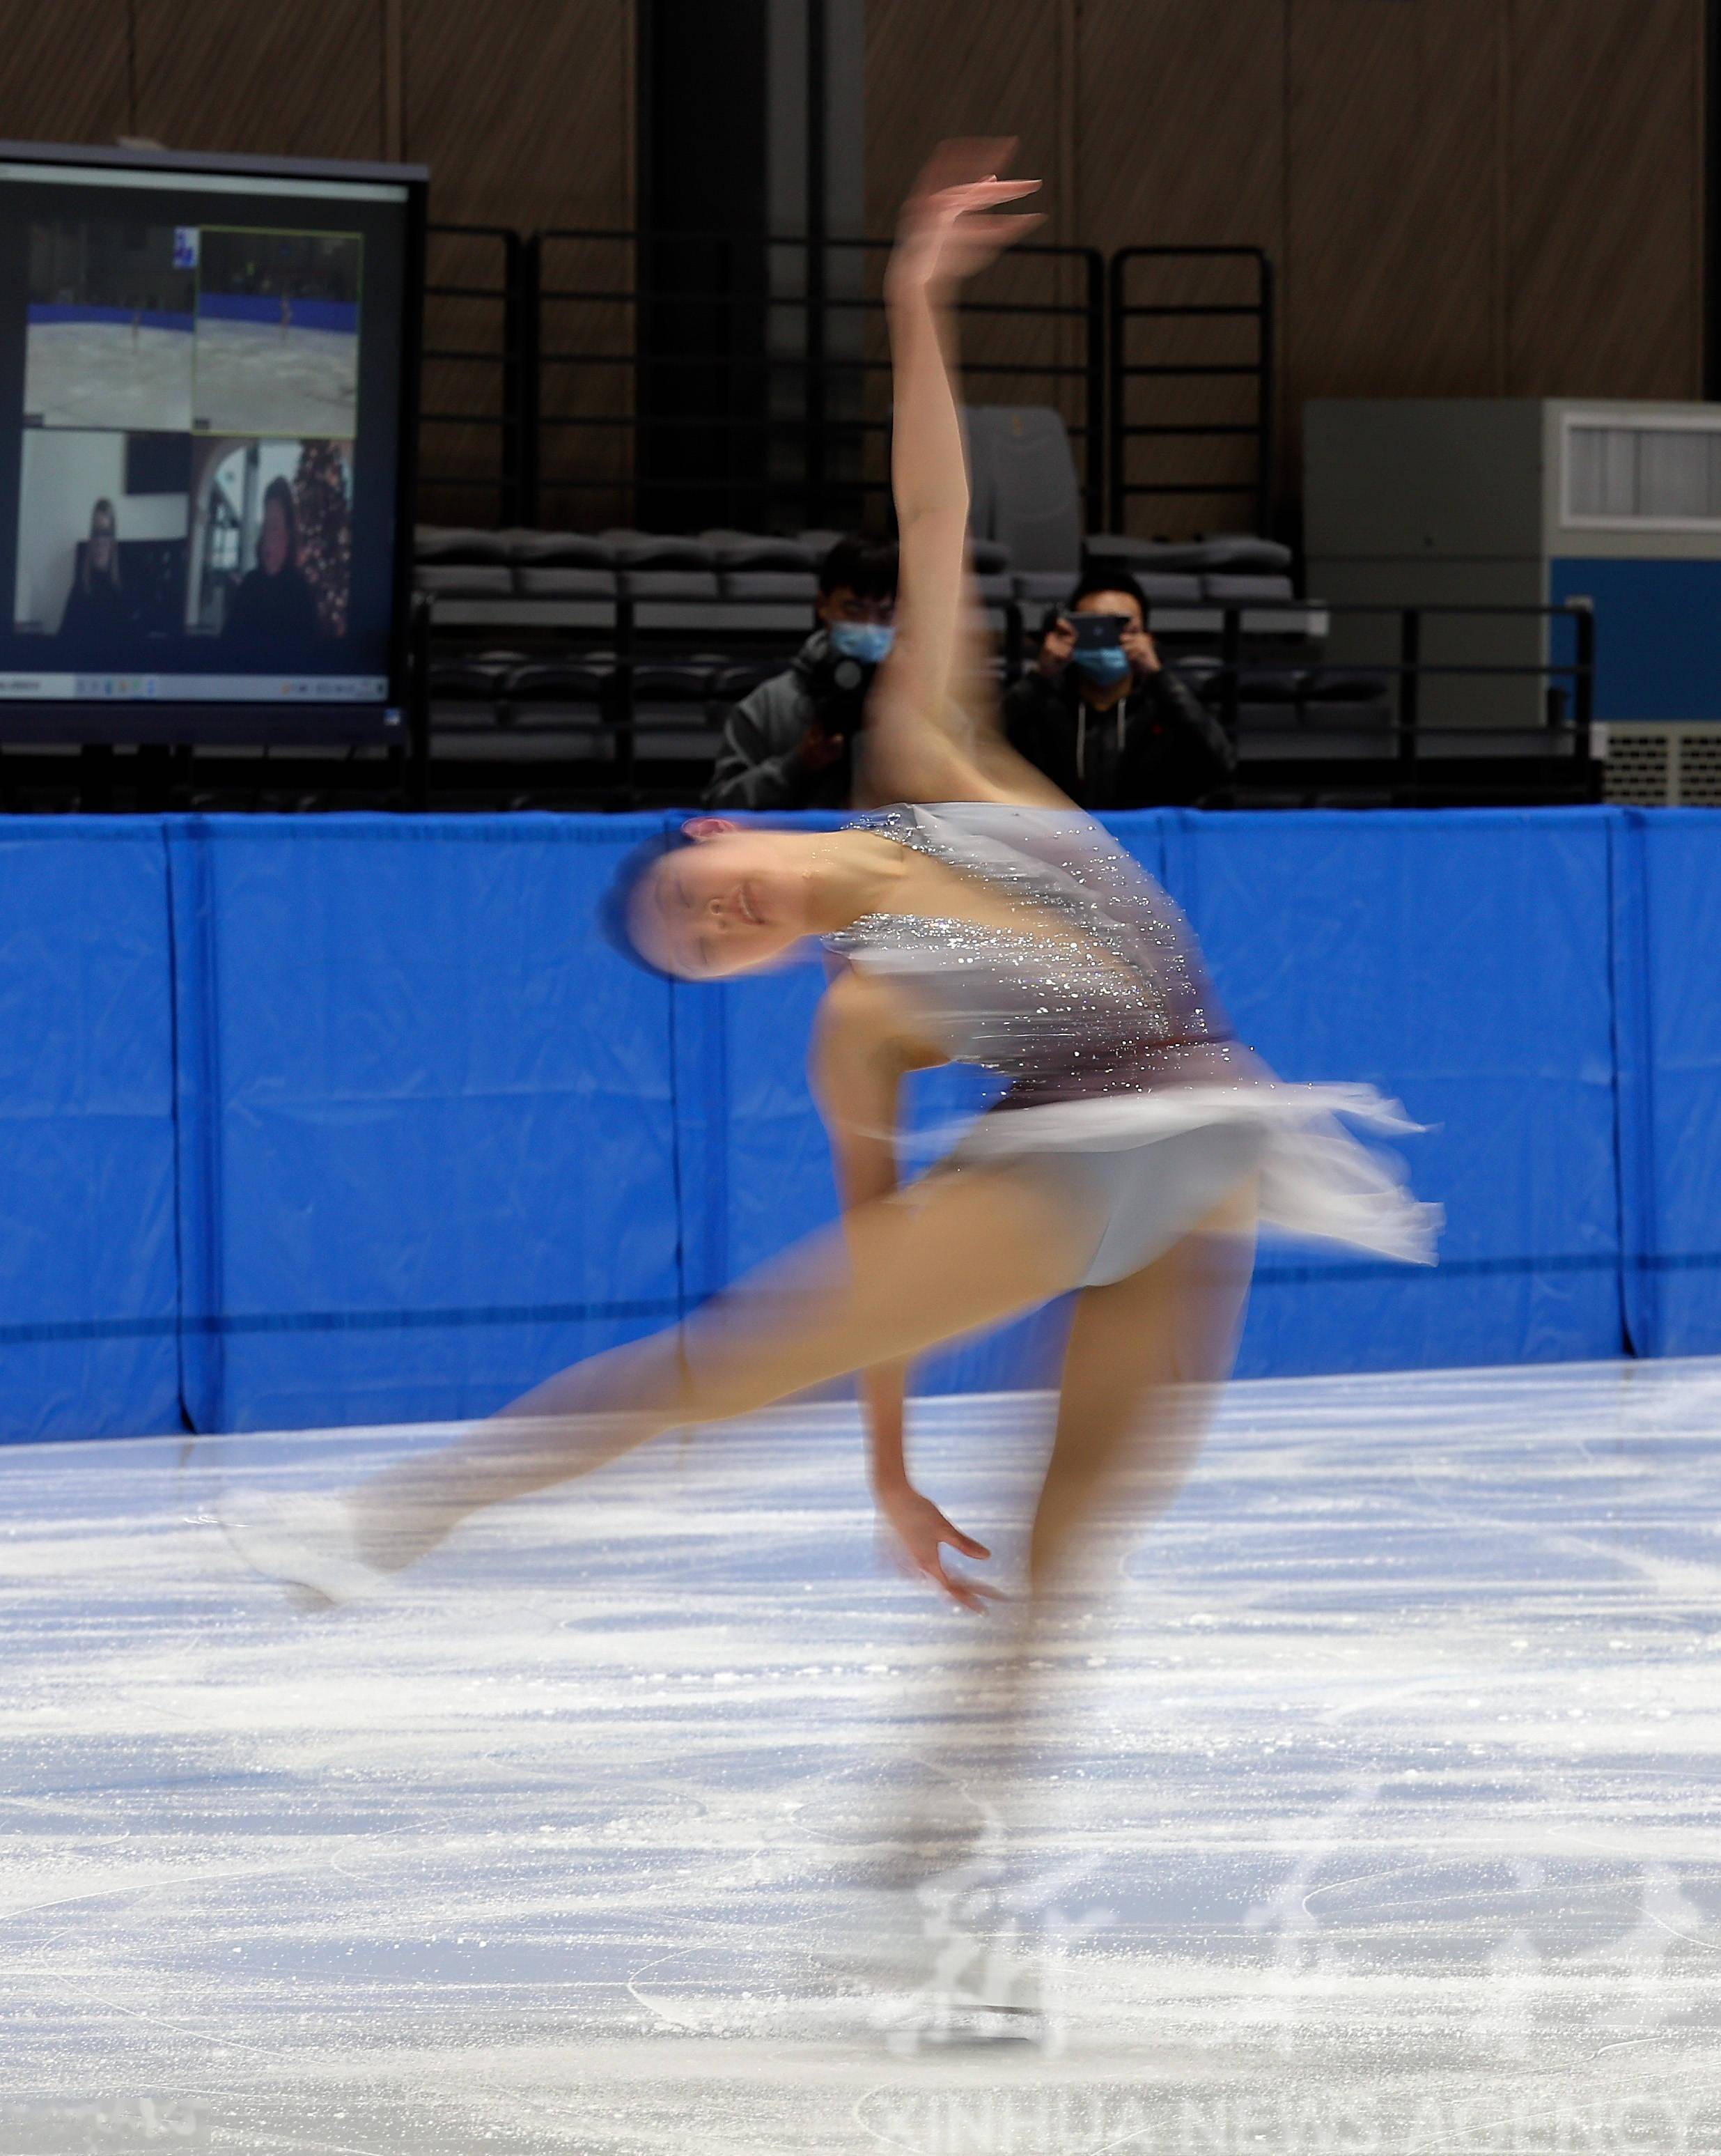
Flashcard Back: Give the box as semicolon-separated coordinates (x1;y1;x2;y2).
942;1083;1440;1288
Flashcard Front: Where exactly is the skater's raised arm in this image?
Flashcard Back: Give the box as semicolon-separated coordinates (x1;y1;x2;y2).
862;144;1054;809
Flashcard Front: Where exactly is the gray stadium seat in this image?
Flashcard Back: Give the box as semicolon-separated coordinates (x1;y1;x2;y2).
963;406;1082;577
601;530;717;570
617;569;722;600
719;571;819;602
502;529;615;567
414;526;511;563
514;566;619;597
1085;535;1293;575
416;561;514;597
701;531;815;570
1202;573;1297;604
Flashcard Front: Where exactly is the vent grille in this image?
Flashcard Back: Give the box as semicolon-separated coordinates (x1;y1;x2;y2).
1603;724;1721;807
1680;733;1721;807
1565;419;1721;527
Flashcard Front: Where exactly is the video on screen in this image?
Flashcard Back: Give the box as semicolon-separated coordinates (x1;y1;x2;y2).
187;435;352;654
191;229;361;438
13;429;189;658
25;222;196;433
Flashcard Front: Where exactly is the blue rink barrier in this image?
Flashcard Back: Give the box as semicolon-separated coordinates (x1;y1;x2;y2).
1612;809;1721;1357
0;807;1713;1441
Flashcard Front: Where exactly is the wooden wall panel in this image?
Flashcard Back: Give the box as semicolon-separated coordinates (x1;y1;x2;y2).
866;0;1707;535
1507;0;1703;398
403;0;631;231
405;0;633;525
863;0;1063;240
1288;1;1502;405
0;0;131;145
1075;0;1284;255
1075;1;1285;534
863;1;1079;513
134;0;384;161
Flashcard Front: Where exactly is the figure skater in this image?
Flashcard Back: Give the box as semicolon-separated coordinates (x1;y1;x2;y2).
225;149;1434;2008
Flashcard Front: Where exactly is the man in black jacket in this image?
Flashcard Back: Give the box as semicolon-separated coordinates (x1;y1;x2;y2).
703;536;898;810
1003;565;1235;809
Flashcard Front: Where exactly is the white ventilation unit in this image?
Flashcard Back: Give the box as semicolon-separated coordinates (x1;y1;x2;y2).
1601;724;1721;806
1563;412;1721;532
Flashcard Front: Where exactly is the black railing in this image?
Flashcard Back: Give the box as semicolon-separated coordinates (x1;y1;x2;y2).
1165;598;1598;804
1108;246;1275;538
527;228;1105;534
419;224;534;526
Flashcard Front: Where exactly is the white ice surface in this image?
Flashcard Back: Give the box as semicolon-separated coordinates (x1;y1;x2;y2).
190;320;357;439
2;1358;1720;2153
24;322;194;433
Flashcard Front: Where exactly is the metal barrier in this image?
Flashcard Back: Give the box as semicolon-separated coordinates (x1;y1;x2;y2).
1108;246;1274;538
415;228;1275;541
419;224;534;526
511;228;1105;534
1176;599;1597;804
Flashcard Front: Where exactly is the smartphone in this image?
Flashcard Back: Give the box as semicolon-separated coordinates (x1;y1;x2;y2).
1070;612;1130;653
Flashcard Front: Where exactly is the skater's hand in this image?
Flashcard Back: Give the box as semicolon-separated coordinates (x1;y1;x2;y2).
876;1482;999;1612
888;139;1043;299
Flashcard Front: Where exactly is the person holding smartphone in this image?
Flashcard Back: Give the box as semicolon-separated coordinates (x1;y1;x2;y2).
1002;564;1235;809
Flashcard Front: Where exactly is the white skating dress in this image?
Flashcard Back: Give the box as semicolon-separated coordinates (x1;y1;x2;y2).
823;801;1438;1286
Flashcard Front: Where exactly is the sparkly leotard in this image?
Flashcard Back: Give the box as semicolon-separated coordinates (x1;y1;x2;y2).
823;801;1437;1284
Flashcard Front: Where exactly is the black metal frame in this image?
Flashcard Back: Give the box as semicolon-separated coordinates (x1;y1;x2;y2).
1107;245;1275;538
1181;598;1598;805
419;222;536;525
419;225;1283;543
526;227;1105;532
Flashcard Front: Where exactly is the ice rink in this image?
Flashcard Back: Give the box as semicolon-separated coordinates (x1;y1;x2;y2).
24;321;193;432
2;1356;1718;2155
192;320;358;438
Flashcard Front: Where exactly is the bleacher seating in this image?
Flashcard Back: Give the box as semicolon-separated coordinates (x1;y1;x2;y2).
410;400;1376;800
413;523;1324;637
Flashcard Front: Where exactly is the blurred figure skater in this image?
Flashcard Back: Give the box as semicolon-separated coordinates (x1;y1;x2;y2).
225;141;1435;2024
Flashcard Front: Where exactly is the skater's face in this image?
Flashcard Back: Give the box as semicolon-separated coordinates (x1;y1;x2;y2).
632;823;812;979
259;497;291;576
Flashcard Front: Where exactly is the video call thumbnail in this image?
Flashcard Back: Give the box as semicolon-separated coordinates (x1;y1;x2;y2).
13;430;189;656
187;436;352;648
192;228;361;438
26;222;196;433
14;428;353;665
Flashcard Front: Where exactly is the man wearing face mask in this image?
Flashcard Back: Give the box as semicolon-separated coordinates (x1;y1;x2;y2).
703;535;897;810
1002;564;1235;810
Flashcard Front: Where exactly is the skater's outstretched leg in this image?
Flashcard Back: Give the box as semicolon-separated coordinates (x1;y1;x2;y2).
336;1158;1100;1576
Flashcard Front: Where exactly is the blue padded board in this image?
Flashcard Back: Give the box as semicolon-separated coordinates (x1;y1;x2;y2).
167;815;684;1432
0;823;180;1441
1613;808;1721;1356
1157;808;1624;1376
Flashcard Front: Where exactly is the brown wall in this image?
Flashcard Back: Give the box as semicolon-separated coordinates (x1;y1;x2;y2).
0;0;634;223
0;1;1705;534
0;0;637;522
869;0;1708;534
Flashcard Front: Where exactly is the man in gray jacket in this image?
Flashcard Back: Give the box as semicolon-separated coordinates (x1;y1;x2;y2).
703;535;898;810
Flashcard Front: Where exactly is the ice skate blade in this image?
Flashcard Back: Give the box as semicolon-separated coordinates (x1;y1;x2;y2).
217;1489;386;1608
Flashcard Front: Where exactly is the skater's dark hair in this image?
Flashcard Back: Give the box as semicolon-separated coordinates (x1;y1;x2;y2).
598;824;695;980
81;498;120;594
